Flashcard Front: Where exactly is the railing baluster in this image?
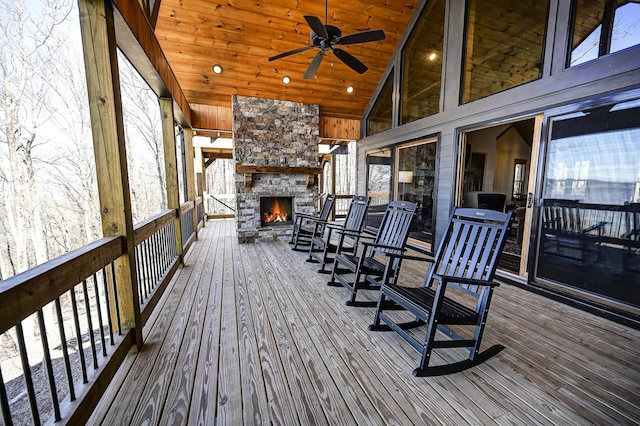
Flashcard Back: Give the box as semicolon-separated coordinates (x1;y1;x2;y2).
15;323;40;425
36;308;61;421
134;244;143;304
102;267;115;345
153;232;161;284
144;237;153;298
110;263;122;336
70;288;88;383
54;297;76;401
81;280;98;370
0;366;13;426
93;273;107;357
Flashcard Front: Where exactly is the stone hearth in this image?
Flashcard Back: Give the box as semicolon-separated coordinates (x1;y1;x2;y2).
233;96;321;243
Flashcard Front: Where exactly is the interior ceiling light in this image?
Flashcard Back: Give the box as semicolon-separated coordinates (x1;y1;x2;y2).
428;53;437;61
282;76;291;84
212;64;222;74
346;86;354;93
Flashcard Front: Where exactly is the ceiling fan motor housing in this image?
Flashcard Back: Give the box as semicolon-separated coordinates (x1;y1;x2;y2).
311;25;342;46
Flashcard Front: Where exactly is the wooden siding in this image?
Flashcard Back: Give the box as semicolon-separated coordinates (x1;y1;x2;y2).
191;104;233;132
90;219;640;425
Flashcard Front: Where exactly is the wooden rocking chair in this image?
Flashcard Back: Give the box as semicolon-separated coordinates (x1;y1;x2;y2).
369;208;512;376
290;194;336;251
327;201;418;306
306;195;371;273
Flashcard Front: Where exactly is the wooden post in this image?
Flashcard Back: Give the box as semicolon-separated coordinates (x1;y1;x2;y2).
78;0;142;349
183;128;198;238
160;98;183;261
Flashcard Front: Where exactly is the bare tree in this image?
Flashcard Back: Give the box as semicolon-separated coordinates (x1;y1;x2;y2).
46;55;100;247
118;52;167;220
0;0;72;276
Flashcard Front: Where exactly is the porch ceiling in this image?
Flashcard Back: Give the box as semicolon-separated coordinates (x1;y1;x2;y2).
154;0;420;120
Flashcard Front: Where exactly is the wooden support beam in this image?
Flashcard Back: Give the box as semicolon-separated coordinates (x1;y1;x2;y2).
184;128;199;239
160;98;184;259
78;0;142;349
236;165;323;190
236;165;323;174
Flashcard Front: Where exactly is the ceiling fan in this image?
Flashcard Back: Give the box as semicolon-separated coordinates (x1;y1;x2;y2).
268;1;386;79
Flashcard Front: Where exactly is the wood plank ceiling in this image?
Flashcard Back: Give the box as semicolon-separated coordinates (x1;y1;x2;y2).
154;0;420;120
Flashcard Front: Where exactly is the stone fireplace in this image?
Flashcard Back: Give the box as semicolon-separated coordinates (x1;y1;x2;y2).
233;96;322;243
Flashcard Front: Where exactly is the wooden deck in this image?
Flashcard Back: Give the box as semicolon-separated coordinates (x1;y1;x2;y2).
90;219;640;425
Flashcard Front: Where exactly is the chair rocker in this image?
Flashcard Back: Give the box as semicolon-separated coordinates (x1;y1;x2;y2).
290;194;336;251
307;195;371;273
328;201;418;306
369;208;512;377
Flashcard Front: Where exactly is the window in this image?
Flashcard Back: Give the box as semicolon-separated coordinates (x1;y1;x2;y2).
569;0;640;67
366;148;393;228
512;159;527;203
400;0;445;124
461;0;549;103
367;70;394;136
397;138;438;244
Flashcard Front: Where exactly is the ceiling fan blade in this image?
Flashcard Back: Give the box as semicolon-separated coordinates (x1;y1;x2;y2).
269;45;315;61
304;50;325;79
304;15;328;39
338;29;386;46
332;48;368;74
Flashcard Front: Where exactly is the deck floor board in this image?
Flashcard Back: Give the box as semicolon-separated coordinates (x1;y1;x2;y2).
92;219;640;425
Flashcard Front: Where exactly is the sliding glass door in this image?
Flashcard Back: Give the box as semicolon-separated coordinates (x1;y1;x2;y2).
534;100;640;312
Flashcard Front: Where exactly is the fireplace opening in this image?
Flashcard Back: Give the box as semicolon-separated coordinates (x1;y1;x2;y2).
260;196;294;227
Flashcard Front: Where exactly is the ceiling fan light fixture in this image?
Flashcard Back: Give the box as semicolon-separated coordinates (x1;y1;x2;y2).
212;64;223;74
282;76;291;84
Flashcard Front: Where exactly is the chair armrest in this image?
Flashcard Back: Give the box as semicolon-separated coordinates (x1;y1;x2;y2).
295;212;318;220
622;228;640;239
377;250;434;262
336;229;373;239
435;274;500;287
583;221;608;234
325;222;345;230
360;241;407;254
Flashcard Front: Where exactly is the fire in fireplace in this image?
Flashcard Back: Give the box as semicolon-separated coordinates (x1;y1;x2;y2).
260;196;294;227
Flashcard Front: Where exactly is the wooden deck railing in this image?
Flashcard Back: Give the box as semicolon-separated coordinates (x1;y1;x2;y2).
195;196;204;230
0;206;194;425
180;200;196;253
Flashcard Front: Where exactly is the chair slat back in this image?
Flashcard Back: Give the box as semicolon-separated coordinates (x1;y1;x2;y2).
543;199;581;233
373;201;419;255
431;208;511;293
319;194;337;221
343;196;371;232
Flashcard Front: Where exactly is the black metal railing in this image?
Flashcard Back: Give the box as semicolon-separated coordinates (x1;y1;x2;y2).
0;237;130;425
0;203;196;425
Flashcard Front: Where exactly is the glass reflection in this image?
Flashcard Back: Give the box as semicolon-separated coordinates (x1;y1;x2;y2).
537;100;640;309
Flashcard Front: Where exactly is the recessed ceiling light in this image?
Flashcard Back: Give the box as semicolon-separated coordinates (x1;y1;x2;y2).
428;53;437;61
282;76;291;84
212;64;222;74
346;86;354;93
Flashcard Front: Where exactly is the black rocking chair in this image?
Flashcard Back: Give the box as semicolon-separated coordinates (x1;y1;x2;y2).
327;201;418;306
290;194;336;251
306;195;371;273
369;207;512;377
